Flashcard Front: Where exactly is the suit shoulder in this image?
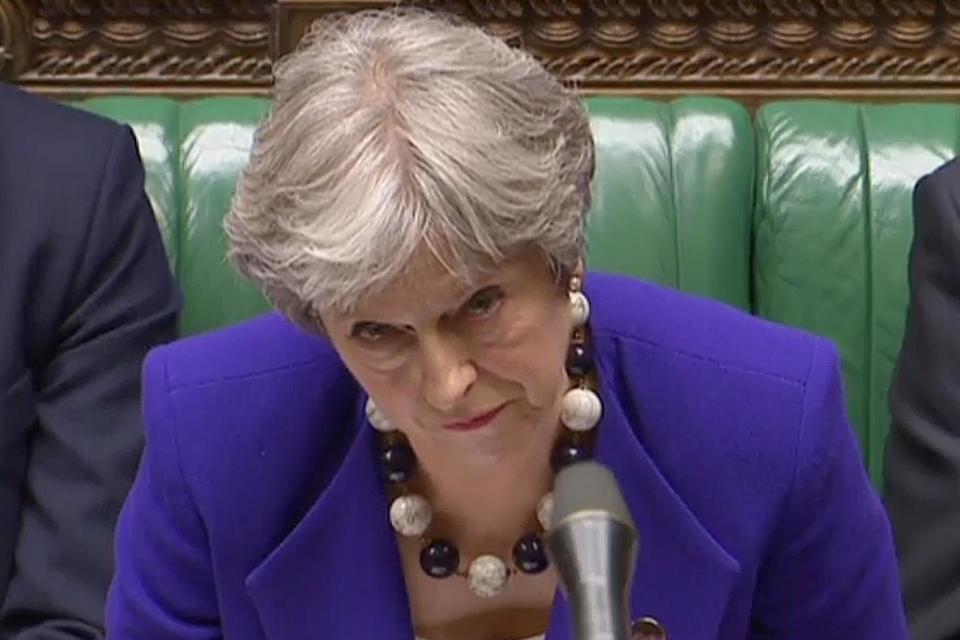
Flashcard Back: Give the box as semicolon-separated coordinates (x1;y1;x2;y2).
914;157;960;214
0;83;122;148
910;157;960;238
587;272;817;385
589;276;847;553
0;85;139;246
142;313;362;548
918;156;960;192
147;313;340;390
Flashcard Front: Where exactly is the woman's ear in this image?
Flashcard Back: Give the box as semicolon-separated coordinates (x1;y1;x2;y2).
564;258;585;290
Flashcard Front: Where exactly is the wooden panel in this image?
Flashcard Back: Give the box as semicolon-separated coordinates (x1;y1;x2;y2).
0;0;273;96
2;0;960;102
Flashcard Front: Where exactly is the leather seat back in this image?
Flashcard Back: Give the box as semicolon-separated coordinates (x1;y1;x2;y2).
74;95;960;485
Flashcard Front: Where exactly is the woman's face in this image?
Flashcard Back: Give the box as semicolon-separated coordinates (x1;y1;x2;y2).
320;251;575;458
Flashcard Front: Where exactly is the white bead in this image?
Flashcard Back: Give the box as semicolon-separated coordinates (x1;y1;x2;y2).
467;555;508;598
389;494;432;537
560;387;602;432
537;492;554;530
365;399;395;432
570;290;590;327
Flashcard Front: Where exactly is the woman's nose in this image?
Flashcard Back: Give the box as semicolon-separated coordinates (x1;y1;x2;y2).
419;332;476;412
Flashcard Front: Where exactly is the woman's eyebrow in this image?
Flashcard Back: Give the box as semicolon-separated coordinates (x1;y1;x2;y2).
346;283;501;328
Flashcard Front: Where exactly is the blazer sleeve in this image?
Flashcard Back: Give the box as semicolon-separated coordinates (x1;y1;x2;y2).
106;348;221;640
886;163;960;640
751;339;908;639
0;126;180;639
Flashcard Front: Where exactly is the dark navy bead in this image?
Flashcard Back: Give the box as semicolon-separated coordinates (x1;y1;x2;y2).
380;441;417;483
420;539;460;578
551;442;592;472
565;343;593;377
513;533;549;574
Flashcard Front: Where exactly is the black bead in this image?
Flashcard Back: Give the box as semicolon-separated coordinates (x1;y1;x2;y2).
565;343;593;377
380;441;417;483
513;533;549;574
551;442;592;472
420;539;460;578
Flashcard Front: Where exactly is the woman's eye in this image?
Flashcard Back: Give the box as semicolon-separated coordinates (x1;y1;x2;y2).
351;323;397;343
464;288;504;319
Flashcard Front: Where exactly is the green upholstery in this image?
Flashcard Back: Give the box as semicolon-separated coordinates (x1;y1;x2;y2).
72;95;960;487
587;97;754;310
76;97;272;336
754;103;960;484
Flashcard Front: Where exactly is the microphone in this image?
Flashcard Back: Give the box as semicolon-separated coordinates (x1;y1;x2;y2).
545;461;639;640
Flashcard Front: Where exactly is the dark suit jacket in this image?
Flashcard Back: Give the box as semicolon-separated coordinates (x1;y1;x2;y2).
0;84;180;638
887;158;960;640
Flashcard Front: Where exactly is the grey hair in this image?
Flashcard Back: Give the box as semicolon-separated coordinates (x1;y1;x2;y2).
225;7;595;331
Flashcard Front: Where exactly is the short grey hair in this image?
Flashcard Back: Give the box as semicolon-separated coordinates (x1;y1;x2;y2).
225;7;595;331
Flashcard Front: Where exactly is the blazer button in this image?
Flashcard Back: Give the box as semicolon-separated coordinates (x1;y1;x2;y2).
631;616;667;640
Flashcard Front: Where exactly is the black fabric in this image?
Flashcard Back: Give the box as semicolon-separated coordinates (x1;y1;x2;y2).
887;157;960;640
0;83;180;639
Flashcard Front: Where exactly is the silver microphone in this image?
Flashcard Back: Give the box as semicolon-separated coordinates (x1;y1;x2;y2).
545;461;639;640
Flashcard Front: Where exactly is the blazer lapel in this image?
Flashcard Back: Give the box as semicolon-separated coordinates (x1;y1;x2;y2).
245;355;740;640
245;418;413;640
545;362;742;640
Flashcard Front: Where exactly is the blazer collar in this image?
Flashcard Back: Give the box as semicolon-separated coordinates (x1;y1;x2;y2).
545;356;742;639
246;378;741;640
245;412;414;639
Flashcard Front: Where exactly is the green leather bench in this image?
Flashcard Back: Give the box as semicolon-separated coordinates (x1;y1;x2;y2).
74;96;960;488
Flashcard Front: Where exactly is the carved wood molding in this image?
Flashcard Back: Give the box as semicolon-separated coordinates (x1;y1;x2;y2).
0;0;28;78
2;0;274;95
3;0;960;100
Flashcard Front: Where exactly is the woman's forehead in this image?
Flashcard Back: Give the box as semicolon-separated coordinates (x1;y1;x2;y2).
340;252;545;323
342;251;479;322
373;261;471;316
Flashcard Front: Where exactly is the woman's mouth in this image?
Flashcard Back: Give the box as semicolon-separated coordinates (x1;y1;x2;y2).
442;403;507;432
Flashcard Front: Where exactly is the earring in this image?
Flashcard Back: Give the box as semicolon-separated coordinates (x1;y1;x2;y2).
569;274;590;328
561;274;600;434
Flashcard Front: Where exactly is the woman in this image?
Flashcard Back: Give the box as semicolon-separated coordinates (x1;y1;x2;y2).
106;9;907;640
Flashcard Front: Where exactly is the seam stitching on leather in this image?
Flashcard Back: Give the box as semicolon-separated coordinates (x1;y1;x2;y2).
856;105;875;472
666;101;681;291
172;100;184;283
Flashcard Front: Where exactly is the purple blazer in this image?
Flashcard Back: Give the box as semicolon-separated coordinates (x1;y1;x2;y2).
106;273;907;639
